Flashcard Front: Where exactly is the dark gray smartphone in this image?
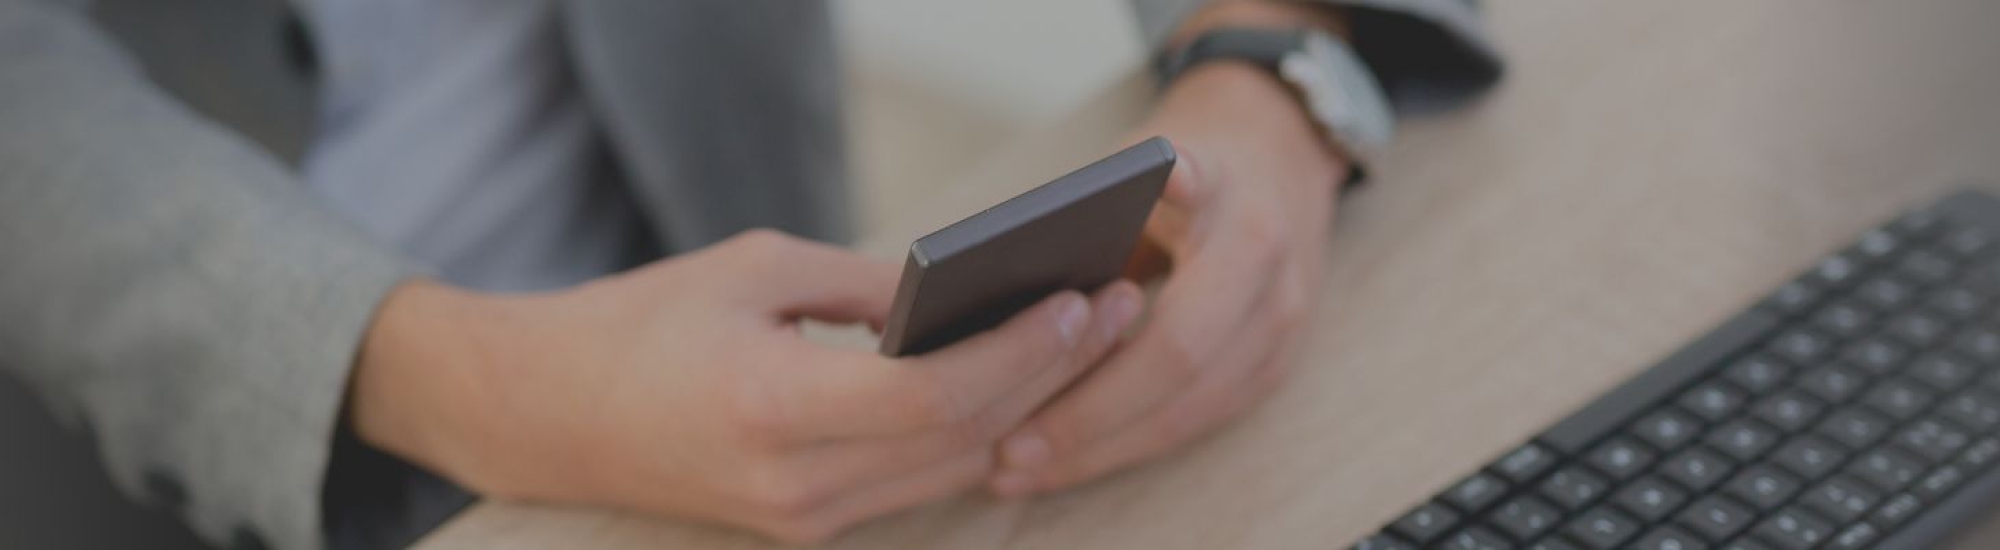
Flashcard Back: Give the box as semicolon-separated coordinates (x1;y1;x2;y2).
879;137;1176;356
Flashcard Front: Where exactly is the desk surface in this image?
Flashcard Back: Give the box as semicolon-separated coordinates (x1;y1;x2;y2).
415;0;2000;547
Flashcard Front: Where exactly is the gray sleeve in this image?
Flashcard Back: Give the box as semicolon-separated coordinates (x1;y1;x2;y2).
1128;0;1504;113
0;2;414;549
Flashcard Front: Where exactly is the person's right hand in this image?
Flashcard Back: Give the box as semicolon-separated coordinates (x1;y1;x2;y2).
348;229;1142;543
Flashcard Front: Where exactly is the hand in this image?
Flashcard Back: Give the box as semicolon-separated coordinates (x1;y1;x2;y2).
348;230;1144;543
986;61;1348;496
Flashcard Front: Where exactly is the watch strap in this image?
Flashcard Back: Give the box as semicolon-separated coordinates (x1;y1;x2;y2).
1156;29;1306;87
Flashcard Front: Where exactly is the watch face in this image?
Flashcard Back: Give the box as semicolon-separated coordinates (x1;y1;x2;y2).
1281;32;1395;159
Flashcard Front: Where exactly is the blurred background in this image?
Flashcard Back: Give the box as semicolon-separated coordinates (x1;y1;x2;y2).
837;0;1141;237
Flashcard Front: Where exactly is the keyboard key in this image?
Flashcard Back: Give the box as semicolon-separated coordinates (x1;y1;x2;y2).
1856;277;1916;311
1493;443;1560;484
1871;492;1922;527
1751;391;1824;432
1723;356;1791;395
1799;475;1881;523
1811;302;1875;338
1612;476;1688;523
1389;502;1459;544
1706;419;1780;461
1825;522;1882;549
1953;325;2000;361
1910;354;1979;391
1896;250;1957;284
1888;311;1953;346
1895;416;1971;461
1586;437;1656;480
1945;226;1993;257
1444;472;1508;513
1526;539;1581;550
1817;408;1892;448
1724;464;1802;511
1488;495;1561;541
1797;365;1867;403
1812;254;1864;287
1563;508;1640;549
1940;391;2000;431
1848;448;1926;491
1770;328;1835;364
1353;533;1417;550
1630;525;1707;550
1890;206;1943;237
1676;495;1755;541
1633;408;1703;450
1771;435;1848;480
1957;437;2000;470
1751;506;1833;549
1539;466;1610;510
1928;286;1987;318
1436;526;1511;550
1961;263;2000;298
1914;462;1968;501
1718;539;1773;550
1662;447;1736;491
1863;378;1937;420
1841;337;1911;376
1764;281;1821;315
1855;229;1903;260
1680;382;1747;422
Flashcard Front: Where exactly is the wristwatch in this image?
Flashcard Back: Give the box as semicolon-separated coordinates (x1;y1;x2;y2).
1157;27;1393;183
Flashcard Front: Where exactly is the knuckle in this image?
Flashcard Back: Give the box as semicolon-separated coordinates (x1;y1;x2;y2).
730;229;795;262
945;408;1010;449
744;465;828;521
727;381;793;449
898;373;971;427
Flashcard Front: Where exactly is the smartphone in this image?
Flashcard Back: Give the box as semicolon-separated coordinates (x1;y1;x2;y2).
878;137;1175;356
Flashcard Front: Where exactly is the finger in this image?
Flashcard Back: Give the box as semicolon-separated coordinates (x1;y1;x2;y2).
992;275;1304;496
770;289;1097;440
990;206;1283;477
726;229;901;325
779;282;1143;486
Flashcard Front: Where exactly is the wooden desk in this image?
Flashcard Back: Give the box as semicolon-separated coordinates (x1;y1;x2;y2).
417;0;2000;547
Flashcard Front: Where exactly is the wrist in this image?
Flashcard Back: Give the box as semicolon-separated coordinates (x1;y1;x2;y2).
1170;1;1349;49
348;278;512;491
1161;62;1349;182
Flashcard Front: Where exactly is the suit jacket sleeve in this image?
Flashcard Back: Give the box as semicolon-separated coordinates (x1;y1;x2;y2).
1128;0;1505;113
0;2;413;549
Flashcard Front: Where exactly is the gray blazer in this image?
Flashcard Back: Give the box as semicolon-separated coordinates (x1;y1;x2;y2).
0;0;1499;548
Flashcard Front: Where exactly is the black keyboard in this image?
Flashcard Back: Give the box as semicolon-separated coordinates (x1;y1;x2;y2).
1352;189;2000;550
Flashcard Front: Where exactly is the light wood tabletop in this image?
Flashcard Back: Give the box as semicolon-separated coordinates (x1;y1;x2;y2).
415;0;2000;547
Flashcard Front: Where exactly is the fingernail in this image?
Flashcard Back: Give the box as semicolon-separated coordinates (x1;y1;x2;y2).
1001;432;1050;468
990;471;1035;498
1055;294;1089;345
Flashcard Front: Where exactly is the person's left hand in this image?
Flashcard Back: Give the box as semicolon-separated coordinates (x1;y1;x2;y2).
986;60;1351;496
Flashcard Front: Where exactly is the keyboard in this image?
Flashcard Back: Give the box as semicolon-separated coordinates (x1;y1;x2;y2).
1351;188;2000;550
